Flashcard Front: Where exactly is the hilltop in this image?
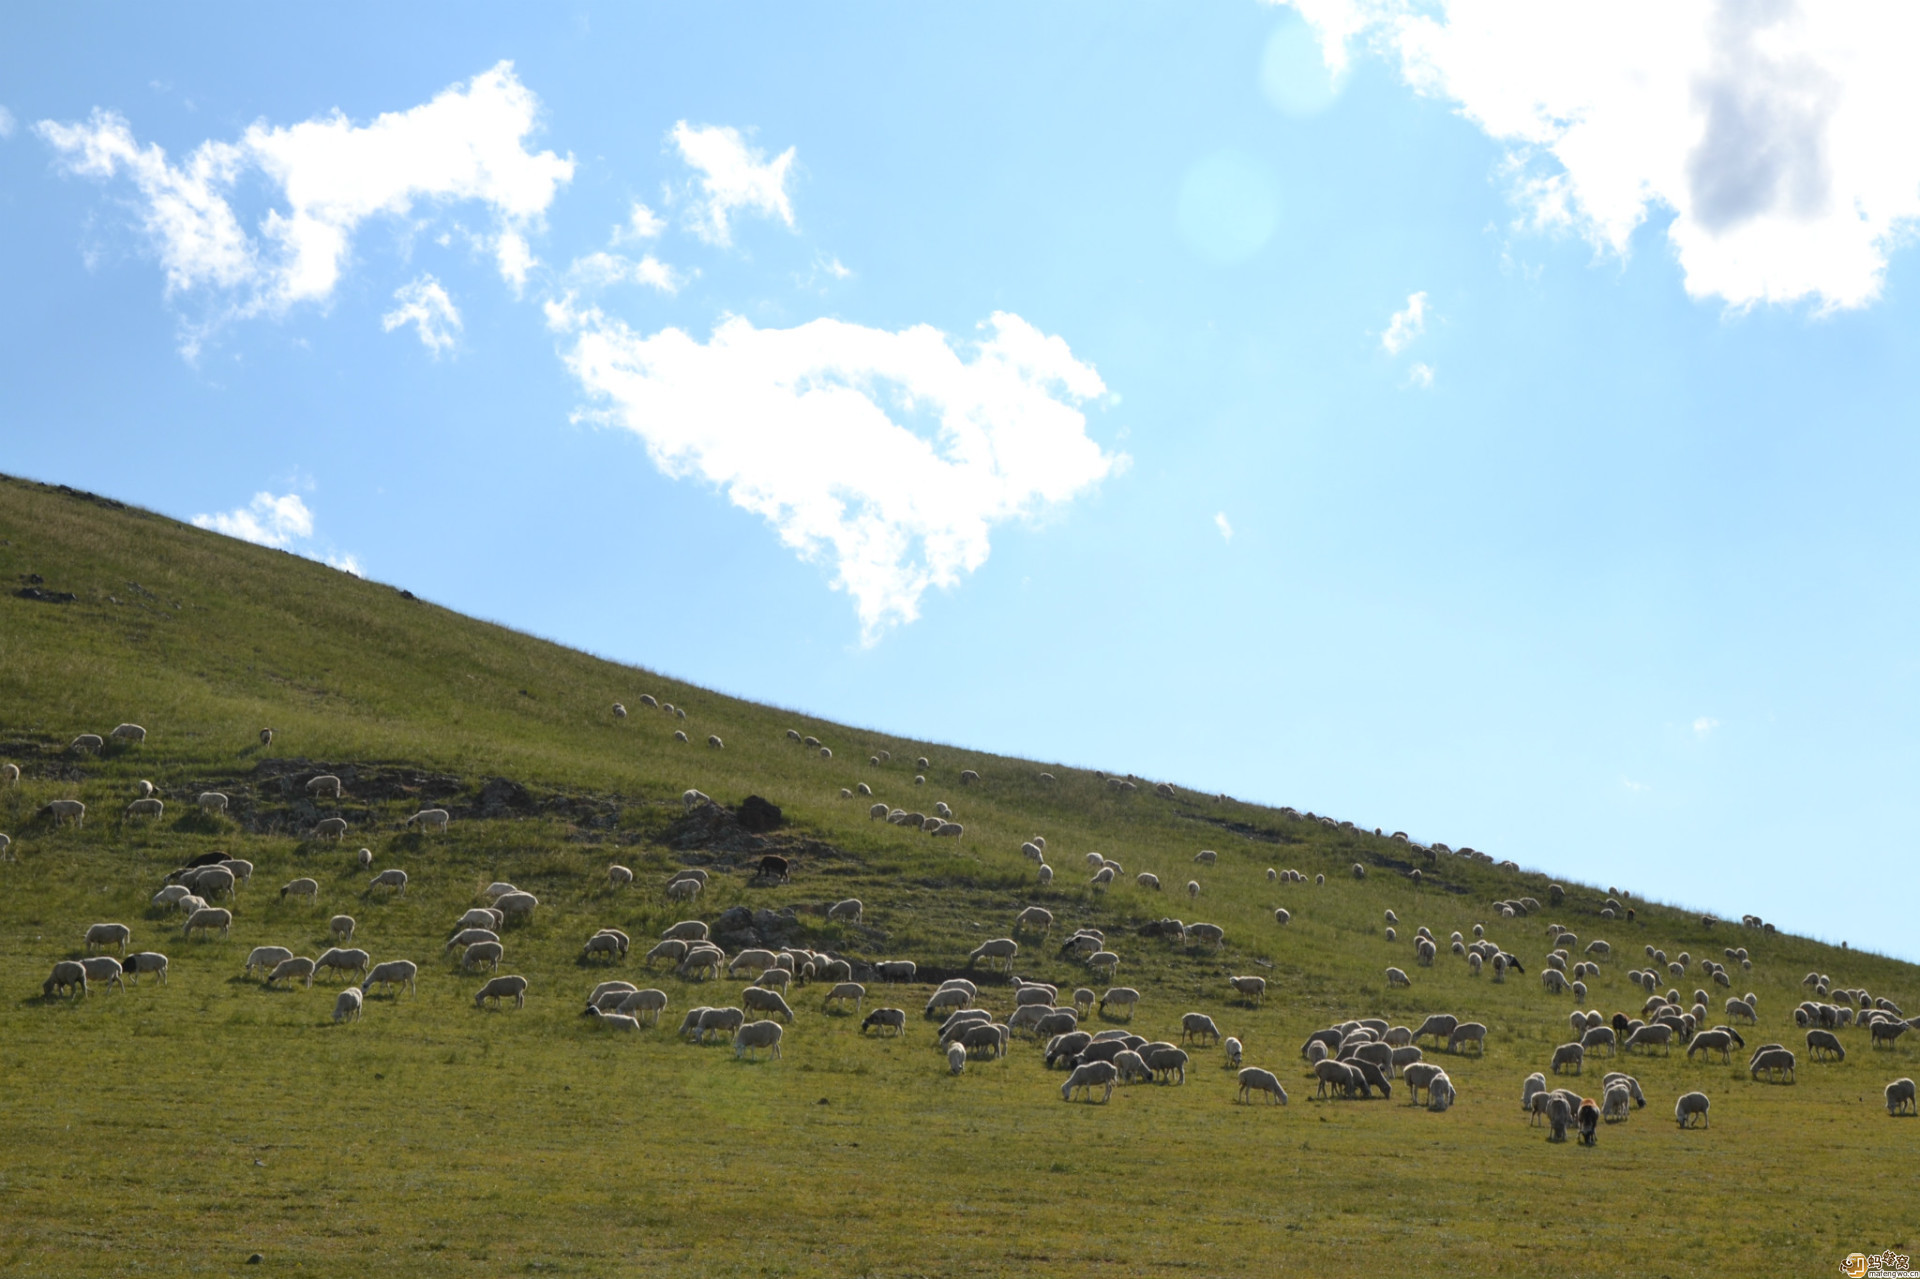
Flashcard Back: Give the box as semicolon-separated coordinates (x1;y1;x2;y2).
0;473;1913;1279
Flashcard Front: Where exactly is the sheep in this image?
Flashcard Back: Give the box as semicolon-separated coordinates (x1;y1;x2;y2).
1386;967;1412;988
1098;987;1141;1020
1014;984;1060;1008
406;809;450;834
0;763;17;785
827;898;864;924
1550;1042;1585;1075
1806;1029;1846;1062
267;956;317;989
1181;1013;1222;1045
361;960;419;997
672;730;689;743
1229;975;1267;1005
824;982;867;1013
42;799;86;827
105;722;148;745
1675;1091;1710;1128
1224;1036;1244;1069
967;938;1019;971
1871;1019;1909;1048
312;817;349;841
1061;1060;1121;1102
707;735;724;749
736;988;792;1022
218;858;254;886
85;922;131;954
861;1007;907;1037
123;797;165;821
1520;1071;1548;1115
1581;1025;1617;1057
1750;1047;1797;1082
0;832;9;862
1887;1078;1917;1116
603;864;635;891
1236;1066;1288;1105
454;941;501;972
1686;1029;1736;1063
697;1007;748;1043
874;960;917;983
315;947;372;980
1315;1058;1363;1098
924;987;972;1017
244;945;295;977
962;1023;1009;1059
76;956;125;992
41;959;90;998
1625;1023;1674;1055
332;988;364;1023
307;775;343;799
495;892;539;922
1273;908;1291;926
1187;923;1225;950
946;1043;968;1075
454;907;504;933
1185;879;1201;900
183;907;232;939
1142;1045;1188;1084
366;869;409;897
445;928;501;956
1013;906;1054;937
1401;1063;1447;1104
69;733;104;754
1447;1023;1487;1055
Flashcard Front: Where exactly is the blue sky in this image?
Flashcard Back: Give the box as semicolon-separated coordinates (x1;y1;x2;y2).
5;4;1918;958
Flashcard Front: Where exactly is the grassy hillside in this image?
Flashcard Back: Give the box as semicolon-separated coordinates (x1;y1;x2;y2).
0;473;1914;1279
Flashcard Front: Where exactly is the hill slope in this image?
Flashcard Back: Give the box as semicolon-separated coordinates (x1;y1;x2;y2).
0;473;1913;1278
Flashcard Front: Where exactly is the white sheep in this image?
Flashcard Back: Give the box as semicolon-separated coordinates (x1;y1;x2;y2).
124;952;169;985
267;957;316;989
1386;967;1412;988
79;956;125;991
109;723;147;743
245;945;294;977
673;730;689;743
1186;880;1200;899
1675;1091;1710;1128
1038;866;1054;885
616;988;669;1024
828;899;863;923
1;762;18;785
330;915;356;942
42;960;88;998
407;809;450;833
312;818;349;840
463;941;505;972
219;858;253;885
495;891;539;922
1098;987;1140;1020
948;1043;968;1074
1229;975;1267;1004
967;938;1019;971
1224;1036;1244;1068
661;920;708;942
43;799;86;827
361;960;419;997
183;907;232;938
707;735;724;749
607;864;634;889
454;908;503;932
0;833;9;862
366;869;409;896
1887;1078;1917;1116
1550;1042;1585;1075
742;988;794;1021
307;775;343;798
124;798;164;821
356;848;374;869
316;947;372;979
1237;1067;1287;1105
1061;1060;1120;1103
333;987;364;1023
474;974;529;1010
85;922;131;954
824;982;867;1013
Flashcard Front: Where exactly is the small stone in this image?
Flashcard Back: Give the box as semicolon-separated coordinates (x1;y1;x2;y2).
247;1254;263;1264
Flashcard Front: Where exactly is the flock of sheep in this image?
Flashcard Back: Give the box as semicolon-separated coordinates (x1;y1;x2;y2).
12;711;1920;1140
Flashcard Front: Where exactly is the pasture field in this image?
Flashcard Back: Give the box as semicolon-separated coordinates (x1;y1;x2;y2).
0;474;1915;1278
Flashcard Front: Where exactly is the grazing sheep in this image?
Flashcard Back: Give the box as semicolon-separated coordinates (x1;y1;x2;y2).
69;734;104;754
0;833;9;862
1386;967;1412;988
1886;1078;1917;1116
495;892;539;922
1237;1067;1287;1105
1187;923;1225;950
742;988;794;1021
697;1007;748;1043
924;987;973;1017
828;899;864;924
1273;908;1291;925
824;982;867;1013
332;988;363;1023
1224;1037;1243;1068
614;988;669;1024
1675;1091;1710;1128
259;728;275;746
1315;1058;1363;1099
1061;1060;1121;1102
1750;1047;1797;1082
1581;1026;1617;1057
1806;1029;1846;1062
307;775;343;799
607;864;634;889
43;799;87;827
673;730;689;743
315;948;372;980
267;957;317;989
1186;880;1200;900
962;1023;1009;1059
460;941;503;972
183;907;232;939
707;735;724;749
1521;1071;1548;1117
1098;987;1140;1020
366;869;409;897
861;1007;907;1037
361;960;419;997
947;1043;968;1075
1229;975;1267;1005
1181;1013;1222;1045
108;723;147;743
406;809;450;833
454;908;503;933
445;927;501;955
43;960;89;998
326;914;357;943
475;975;530;1009
1413;1014;1459;1046
1872;1020;1909;1049
1014;906;1054;936
124;797;164;821
1145;1045;1190;1084
123;951;168;985
217;858;254;886
77;956;125;991
1550;1043;1585;1075
875;960;917;983
85;922;131;954
967;938;1019;971
245;946;295;977
1447;1023;1487;1055
1686;1029;1736;1063
312;817;349;841
194;791;230;816
1;763;18;785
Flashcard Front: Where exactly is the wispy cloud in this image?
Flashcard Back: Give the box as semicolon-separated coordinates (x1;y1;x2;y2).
1215;512;1234;541
1382;290;1427;354
1693;716;1720;737
669;121;796;246
567;251;689;294
0;106;16;140
1280;1;1920;310
37;62;573;351
1621;775;1650;794
381;275;462;354
548;302;1124;642
1409;361;1435;389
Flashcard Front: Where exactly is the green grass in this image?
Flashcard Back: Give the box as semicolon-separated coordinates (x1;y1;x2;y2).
0;473;1914;1278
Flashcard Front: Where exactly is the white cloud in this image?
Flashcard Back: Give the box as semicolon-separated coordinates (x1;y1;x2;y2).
1621;775;1650;793
567;251;689;294
0;106;16;140
669;121;796;246
38;61;573;344
325;551;363;576
381;274;462;354
549;302;1123;641
1215;512;1234;541
1409;361;1435;388
1280;1;1920;310
614;201;666;242
192;491;314;547
1381;290;1427;353
1693;716;1720;737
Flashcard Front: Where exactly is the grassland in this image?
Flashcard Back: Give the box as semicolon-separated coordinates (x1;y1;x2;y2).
0;473;1914;1278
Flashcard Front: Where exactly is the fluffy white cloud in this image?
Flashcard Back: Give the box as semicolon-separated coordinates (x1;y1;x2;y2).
1409;361;1435;388
549;302;1123;640
192;491;314;547
1215;512;1234;541
669;121;796;245
1693;716;1720;737
38;62;573;339
567;251;688;294
1281;1;1920;309
1381;290;1427;353
615;202;666;242
0;106;17;139
381;275;462;353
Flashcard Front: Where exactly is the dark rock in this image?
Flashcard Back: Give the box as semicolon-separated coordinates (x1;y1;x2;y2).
664;801;764;854
399;589;416;600
478;777;532;817
736;795;784;834
16;587;77;603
